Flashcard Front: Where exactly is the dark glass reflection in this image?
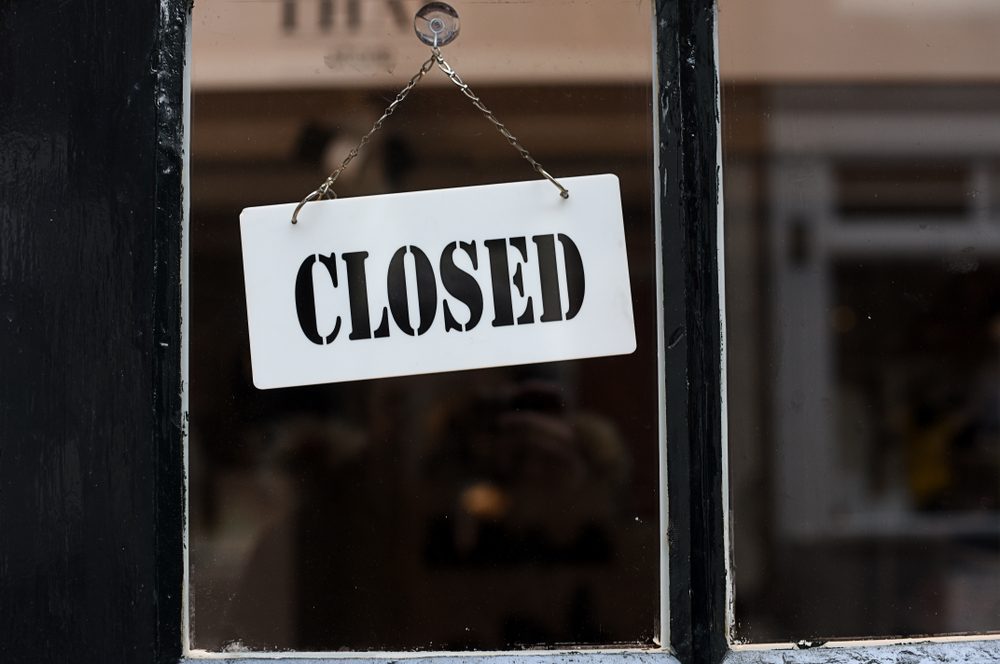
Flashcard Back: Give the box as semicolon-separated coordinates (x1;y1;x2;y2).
189;85;659;651
723;85;1000;642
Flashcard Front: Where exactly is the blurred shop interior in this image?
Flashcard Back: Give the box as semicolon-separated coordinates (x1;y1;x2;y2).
720;0;1000;644
190;0;660;652
188;0;999;652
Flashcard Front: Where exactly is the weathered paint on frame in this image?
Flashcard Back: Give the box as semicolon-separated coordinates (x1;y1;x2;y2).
0;0;187;662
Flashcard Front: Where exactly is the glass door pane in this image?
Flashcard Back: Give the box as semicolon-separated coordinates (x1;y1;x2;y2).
721;0;1000;643
189;0;660;652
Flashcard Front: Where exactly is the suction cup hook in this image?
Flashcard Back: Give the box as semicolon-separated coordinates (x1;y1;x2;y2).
415;2;460;48
290;1;569;224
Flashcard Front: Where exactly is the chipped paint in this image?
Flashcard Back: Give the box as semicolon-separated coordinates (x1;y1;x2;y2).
184;649;682;664
726;637;1000;663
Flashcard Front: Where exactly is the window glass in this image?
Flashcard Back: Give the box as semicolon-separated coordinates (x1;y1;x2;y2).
720;0;1000;643
189;0;659;652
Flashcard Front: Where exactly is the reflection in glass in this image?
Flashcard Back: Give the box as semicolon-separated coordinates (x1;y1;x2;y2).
722;38;1000;647
189;0;658;652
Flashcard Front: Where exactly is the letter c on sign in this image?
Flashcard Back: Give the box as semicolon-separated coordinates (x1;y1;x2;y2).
294;253;342;345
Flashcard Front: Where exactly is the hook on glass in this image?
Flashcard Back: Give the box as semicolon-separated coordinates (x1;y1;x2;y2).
290;0;568;226
414;2;460;48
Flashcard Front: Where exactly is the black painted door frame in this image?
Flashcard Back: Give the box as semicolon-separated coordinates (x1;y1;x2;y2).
0;1;727;662
0;0;187;661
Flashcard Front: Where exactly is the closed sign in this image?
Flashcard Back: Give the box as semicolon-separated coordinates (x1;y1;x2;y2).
240;174;636;389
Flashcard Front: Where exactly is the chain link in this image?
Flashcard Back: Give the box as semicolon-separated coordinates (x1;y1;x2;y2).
318;54;437;198
292;48;568;224
431;49;569;201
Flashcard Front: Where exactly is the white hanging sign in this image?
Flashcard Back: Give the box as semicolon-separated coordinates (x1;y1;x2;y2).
240;174;636;389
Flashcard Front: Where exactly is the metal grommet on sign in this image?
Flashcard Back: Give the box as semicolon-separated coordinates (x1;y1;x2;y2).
290;1;568;224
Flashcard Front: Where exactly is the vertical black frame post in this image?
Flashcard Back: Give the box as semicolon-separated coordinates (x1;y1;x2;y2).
153;1;190;661
657;1;727;663
0;0;188;662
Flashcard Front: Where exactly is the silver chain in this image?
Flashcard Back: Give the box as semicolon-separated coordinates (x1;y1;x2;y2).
432;50;569;200
292;48;568;224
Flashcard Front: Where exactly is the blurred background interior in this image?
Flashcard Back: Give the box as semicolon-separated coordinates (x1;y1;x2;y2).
188;0;999;651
